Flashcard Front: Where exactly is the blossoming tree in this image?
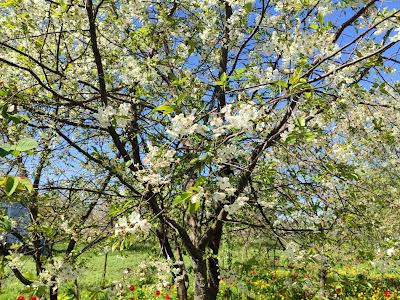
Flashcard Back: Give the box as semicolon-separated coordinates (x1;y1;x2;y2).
0;0;399;299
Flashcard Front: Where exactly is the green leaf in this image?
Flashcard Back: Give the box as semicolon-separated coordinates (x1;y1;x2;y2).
317;13;325;25
220;72;227;83
0;147;9;157
4;176;19;196
172;191;192;206
14;138;38;152
274;80;288;88
195;176;206;187
0;0;18;7
215;72;228;87
189;201;201;213
295;116;306;128
125;160;133;168
60;0;68;12
304;91;312;98
309;24;318;30
304;131;315;142
9;114;29;124
286;133;297;145
18;177;33;193
0;143;14;152
153;105;174;115
234;68;246;77
289;68;305;85
244;2;252;13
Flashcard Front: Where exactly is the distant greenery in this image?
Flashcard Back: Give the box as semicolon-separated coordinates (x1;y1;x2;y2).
2;241;399;300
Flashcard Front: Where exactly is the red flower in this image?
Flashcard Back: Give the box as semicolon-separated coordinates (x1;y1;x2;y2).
293;272;299;279
129;298;135;300
335;287;342;294
31;296;38;300
165;294;171;300
129;285;136;292
155;290;161;296
384;290;391;298
17;296;25;300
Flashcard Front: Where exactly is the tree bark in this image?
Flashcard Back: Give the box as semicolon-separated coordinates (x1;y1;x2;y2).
194;259;212;300
318;256;328;297
49;285;58;300
193;255;220;300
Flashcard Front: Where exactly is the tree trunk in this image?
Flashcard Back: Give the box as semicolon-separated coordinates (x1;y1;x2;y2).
207;225;222;299
193;257;220;300
318;256;328;297
194;259;211;300
49;285;58;300
177;280;188;300
176;241;189;300
207;256;219;300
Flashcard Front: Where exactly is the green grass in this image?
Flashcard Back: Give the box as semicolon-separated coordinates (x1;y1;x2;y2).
0;244;158;300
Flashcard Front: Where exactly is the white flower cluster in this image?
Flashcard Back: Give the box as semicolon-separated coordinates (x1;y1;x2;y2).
96;106;115;127
96;103;132;128
223;103;260;132
216;176;236;196
115;211;151;236
138;144;177;191
167;104;262;140
212;176;235;202
143;144;176;168
216;143;246;165
136;259;171;289
209;103;262;140
30;257;77;290
191;186;205;204
211;176;249;214
167;113;207;137
6;252;24;269
224;196;249;214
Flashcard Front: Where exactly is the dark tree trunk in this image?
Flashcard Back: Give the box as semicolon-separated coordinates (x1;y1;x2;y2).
193;258;220;300
194;259;211;300
193;232;222;300
176;240;189;300
207;223;223;299
177;280;188;300
207;256;220;300
49;285;58;300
